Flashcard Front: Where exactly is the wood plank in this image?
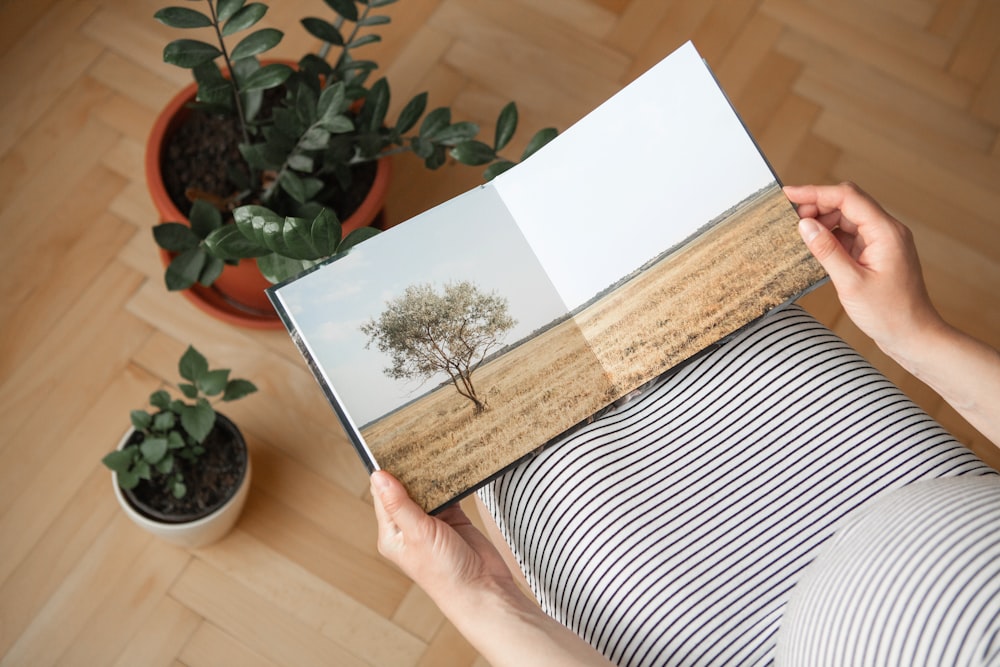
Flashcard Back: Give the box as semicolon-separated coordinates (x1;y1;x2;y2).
193;530;427;666
111;597;201;667
179;622;280;667
169;558;370;667
948;0;1000;84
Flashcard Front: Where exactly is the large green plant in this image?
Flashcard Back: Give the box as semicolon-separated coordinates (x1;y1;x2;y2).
152;0;557;286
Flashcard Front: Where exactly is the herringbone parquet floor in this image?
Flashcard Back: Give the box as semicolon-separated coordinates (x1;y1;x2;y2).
1;0;997;665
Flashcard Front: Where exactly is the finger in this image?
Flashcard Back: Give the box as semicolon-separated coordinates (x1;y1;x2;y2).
371;471;432;556
798;217;863;288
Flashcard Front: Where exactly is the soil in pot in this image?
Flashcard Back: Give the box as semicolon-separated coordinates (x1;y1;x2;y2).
161;104;377;225
122;414;248;524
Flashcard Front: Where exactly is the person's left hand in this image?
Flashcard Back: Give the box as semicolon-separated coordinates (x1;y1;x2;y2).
371;470;517;602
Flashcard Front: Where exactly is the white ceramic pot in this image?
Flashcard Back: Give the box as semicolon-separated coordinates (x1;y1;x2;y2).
110;417;251;549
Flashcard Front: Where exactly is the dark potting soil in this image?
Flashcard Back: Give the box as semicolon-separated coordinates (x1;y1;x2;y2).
124;419;247;523
161;105;377;223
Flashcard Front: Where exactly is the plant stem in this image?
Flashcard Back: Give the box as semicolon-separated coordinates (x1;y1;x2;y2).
206;0;251;147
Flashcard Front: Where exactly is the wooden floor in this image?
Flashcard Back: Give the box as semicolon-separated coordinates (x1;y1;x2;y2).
1;0;997;665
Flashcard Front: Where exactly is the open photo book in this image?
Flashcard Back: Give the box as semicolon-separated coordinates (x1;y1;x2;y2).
268;41;827;513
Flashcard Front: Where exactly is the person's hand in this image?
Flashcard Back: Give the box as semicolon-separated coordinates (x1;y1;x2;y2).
371;471;518;603
784;182;946;357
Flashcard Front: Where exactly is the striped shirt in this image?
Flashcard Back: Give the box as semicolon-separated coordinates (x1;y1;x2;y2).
478;305;996;666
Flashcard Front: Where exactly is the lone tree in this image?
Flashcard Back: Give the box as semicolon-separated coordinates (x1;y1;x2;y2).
360;281;517;414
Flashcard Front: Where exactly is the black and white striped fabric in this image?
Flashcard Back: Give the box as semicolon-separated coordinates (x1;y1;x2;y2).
477;305;996;666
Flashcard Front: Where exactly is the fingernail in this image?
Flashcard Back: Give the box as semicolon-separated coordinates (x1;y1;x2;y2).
370;471;391;495
798;218;822;243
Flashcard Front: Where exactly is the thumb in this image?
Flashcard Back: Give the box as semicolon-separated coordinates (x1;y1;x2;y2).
371;470;430;556
798;217;861;287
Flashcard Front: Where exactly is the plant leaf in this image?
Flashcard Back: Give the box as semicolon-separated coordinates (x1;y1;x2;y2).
256;252;316;284
117;469;141;490
358;14;391;26
241;63;292;92
339;226;380;253
317;81;348;125
179;382;198;399
199;254;225;287
165;247;207;291
494;102;518;151
163;39;222;68
483;159;516;181
199;369;231;396
193;61;234;107
221;2;267;36
323;0;358;22
154;7;212;29
223;379;258;401
204;224;271;260
298;126;332;150
179;398;215;443
394;92;427;134
152;222;199;253
348;34;381;49
301;17;344;45
179;345;209;383
216;0;245;23
276;208;342;260
140;437;169;465
360;78;389;132
172;479;187;498
418;107;450;139
230;28;283;61
189;199;223;239
450;140;496;166
234;205;284;251
102;448;135;474
279;171;324;204
432;121;479;146
150;390;171;410
130;409;152;431
152;411;176;431
155;454;175;474
521;127;558;160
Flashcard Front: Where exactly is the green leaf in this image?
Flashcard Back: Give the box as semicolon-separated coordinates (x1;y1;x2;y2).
179;346;209;383
301;17;344;45
483;159;516;181
450;140;496;166
394;92;427;134
256;253;316;284
193;62;233;107
167;432;185;449
323;0;358;22
154;7;212;29
117;469;141;490
179;382;198;399
140;437;169;465
155;454;175;475
230;28;283;61
179;398;215;443
204;224;271;260
102;448;135;474
358;14;391;27
150;390;171;410
189;199;223;239
276;208;341;260
279;171;324;204
424;144;447;170
317;81;348;125
221;2;267;37
240;63;292;92
153;222;200;252
419;107;450;139
432;121;479;146
198;369;231;396
339;226;380;253
135;460;152;481
130;409;152;431
152;411;176;431
163;39;222;68
216;0;245;23
165;247;207;291
348;34;381;49
172;479;187;499
298;126;331;150
360;78;389;132
234;205;284;250
223;379;258;401
199;255;225;287
521;127;558;160
494;102;518;151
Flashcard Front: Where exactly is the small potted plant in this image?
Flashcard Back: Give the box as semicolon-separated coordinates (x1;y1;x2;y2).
102;345;257;548
148;0;557;326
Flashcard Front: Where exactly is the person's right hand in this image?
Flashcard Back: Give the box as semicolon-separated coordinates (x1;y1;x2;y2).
784;182;946;358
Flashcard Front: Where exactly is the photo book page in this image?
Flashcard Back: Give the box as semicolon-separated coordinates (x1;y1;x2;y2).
268;41;827;513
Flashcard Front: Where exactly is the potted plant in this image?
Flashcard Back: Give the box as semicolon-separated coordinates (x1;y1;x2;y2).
149;0;557;327
102;345;257;548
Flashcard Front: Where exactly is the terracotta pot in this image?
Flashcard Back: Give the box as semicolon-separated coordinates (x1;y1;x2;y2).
145;78;392;329
111;412;251;549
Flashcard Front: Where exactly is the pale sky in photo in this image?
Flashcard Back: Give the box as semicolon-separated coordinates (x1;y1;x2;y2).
273;41;780;428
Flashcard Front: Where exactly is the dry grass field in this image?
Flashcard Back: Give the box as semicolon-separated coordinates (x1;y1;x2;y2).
365;184;825;511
